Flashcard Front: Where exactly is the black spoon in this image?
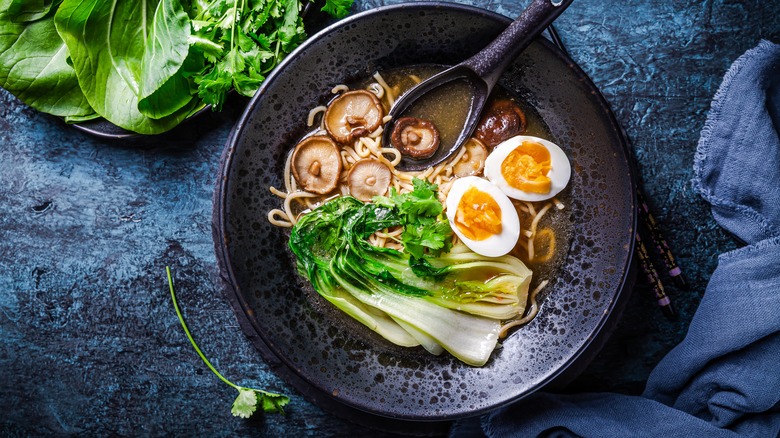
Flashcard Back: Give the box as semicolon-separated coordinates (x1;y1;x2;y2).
384;0;574;171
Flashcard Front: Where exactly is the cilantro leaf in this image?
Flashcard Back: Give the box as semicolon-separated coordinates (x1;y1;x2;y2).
320;0;353;19
232;388;290;417
258;391;291;414
232;388;259;418
371;178;453;258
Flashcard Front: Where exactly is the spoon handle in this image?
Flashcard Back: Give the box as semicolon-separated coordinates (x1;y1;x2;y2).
461;0;574;89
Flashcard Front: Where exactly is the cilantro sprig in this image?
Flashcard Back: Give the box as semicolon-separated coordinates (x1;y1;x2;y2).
166;266;289;418
373;178;454;259
191;0;355;111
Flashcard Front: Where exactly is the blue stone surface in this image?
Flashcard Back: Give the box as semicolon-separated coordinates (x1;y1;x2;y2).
1;0;778;436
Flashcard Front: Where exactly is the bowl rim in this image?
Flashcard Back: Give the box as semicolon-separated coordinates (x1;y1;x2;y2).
212;0;637;422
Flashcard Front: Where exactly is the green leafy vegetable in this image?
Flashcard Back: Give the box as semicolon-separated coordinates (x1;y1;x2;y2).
138;0;195;119
54;0;199;134
166;266;289;417
0;0;95;119
319;0;351;21
7;0;55;23
0;0;354;134
288;182;533;366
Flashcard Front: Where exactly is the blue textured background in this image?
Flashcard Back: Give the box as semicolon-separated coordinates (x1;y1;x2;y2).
1;0;778;436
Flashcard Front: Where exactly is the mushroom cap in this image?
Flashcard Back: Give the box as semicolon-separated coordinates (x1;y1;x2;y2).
474;99;527;149
324;90;384;144
453;138;488;177
390;117;440;159
347;159;392;202
291;135;342;195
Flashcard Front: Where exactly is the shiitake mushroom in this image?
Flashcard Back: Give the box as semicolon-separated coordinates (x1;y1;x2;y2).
324;90;384;144
347;159;392;202
390;117;440;159
290;135;342;194
453;138;488;177
474;99;527;149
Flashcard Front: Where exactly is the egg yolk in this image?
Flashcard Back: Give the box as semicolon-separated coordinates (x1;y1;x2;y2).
501;141;552;193
454;186;502;241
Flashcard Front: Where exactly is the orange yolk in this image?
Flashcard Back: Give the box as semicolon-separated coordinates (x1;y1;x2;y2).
500;141;552;193
454;186;502;241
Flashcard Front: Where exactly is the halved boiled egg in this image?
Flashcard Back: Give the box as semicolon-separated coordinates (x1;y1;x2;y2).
484;135;571;202
445;176;520;257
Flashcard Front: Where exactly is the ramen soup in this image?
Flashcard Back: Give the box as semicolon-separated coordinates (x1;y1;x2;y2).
267;65;572;367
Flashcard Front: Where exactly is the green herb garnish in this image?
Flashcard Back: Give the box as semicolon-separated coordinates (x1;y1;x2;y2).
372;178;454;259
166;266;289;418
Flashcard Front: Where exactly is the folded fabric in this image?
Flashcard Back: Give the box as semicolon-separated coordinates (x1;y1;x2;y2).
452;40;780;438
693;40;780;244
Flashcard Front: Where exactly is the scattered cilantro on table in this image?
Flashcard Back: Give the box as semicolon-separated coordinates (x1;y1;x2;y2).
166;266;289;418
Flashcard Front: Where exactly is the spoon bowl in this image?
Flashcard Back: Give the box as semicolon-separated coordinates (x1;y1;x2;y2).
385;0;574;171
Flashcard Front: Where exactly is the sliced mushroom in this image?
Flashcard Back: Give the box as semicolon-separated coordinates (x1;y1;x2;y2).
474;99;527;149
291;135;342;195
453;138;488;177
390;117;440;159
347;159;392;202
324;90;384;144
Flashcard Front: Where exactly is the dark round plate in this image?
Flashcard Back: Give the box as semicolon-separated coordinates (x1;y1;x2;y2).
69;104;212;140
213;2;636;424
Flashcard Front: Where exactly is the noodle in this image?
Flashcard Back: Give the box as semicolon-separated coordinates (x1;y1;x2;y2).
354;138;372;158
268;209;292;227
307;105;327;127
269;186;288;199
367;82;384;99
369;125;384;139
526;202;553;261
331;84;349;94
283;149;295;193
498;279;548;337
524;201;536;217
530;202;553;236
373;72;395;106
283;191;319;226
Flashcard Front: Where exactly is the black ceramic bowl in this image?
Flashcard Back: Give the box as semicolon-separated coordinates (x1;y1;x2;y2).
213;1;636;425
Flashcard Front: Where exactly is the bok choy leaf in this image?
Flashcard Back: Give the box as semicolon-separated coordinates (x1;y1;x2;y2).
0;0;95;119
54;0;199;134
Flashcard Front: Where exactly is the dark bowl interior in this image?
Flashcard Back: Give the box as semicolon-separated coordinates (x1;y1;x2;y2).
213;2;636;422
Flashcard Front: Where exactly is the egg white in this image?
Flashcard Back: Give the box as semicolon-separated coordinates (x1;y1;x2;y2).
484;135;571;202
445;176;520;257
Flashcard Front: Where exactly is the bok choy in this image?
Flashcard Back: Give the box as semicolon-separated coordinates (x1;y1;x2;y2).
289;181;532;366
